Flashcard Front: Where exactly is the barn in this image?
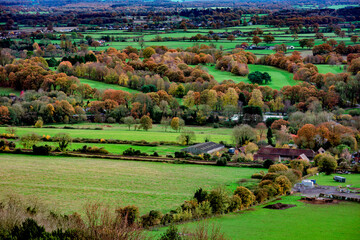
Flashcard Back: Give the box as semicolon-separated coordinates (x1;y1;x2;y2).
181;142;225;155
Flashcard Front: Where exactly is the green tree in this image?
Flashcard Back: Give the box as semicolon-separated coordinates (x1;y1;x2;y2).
54;133;72;152
140;115;152;131
160;225;182;240
318;154;337;175
20;133;41;149
171;117;180;132
178;131;196;145
232;124;256;146
123;116;135;130
267;127;273;145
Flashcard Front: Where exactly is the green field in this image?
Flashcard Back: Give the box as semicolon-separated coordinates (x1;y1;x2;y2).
205;65;298;90
36;141;183;156
310;173;360;188
79;78;140;93
2;123;234;144
316;65;345;74
152;195;360;240
0;154;261;215
0;87;20;96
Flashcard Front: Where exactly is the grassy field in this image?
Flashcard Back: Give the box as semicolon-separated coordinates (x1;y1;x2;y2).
79;78;140;93
316;65;345;74
36;141;183;156
0;87;20;96
205;65;298;90
0;154;261;215
151;195;360;240
2;123;234;144
310;173;360;188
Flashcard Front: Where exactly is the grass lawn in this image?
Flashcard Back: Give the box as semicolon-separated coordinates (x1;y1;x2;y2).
78;78;140;93
35;141;183;156
3;124;234;144
309;173;360;188
151;195;360;240
0;154;261;215
0;87;20;96
205;65;298;90
316;65;345;74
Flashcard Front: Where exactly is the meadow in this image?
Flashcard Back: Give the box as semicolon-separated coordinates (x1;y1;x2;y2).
2;123;234;144
151;195;360;240
0;154;262;215
205;65;298;90
310;173;360;188
78;78;140;93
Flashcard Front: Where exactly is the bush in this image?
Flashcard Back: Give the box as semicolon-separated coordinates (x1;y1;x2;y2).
254;187;269;203
174;151;187;158
207;187;229;214
318;154;337;175
160;225;182;240
77;145;109;155
194;188;208;203
123;148;142;156
227;195;242;212
141;210;162;228
262;172;280;181
216;157;227;166
306;167;318;175
263;159;274;169
268;163;288;173
233;186;255;208
275;175;292;195
32;145;52;155
251;173;264;179
115;205;139;226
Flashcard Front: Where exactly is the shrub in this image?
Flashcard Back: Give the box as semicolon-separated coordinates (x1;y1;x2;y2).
254;187;269;203
32;145;51;155
233;186;255;209
115;205;139;226
141;210;162;228
262;173;280;181
194;188;208;203
123;148;142;156
306;167;318;175
275;175;292;194
268;163;288;173
160;225;182;240
227;195;242;212
34;119;43;128
207;187;229;214
263;159;274;169
174;151;187;158
216;157;227;166
251;173;264;179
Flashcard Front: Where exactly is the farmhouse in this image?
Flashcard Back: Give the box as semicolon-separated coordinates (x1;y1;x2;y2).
181;142;225;155
254;147;315;161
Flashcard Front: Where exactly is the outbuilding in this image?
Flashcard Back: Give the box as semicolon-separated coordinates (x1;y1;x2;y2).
181;142;225;155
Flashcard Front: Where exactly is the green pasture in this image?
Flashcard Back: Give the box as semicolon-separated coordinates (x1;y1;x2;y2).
0;154;260;214
78;78;140;93
0;87;20;96
1;123;234;144
205;65;298;90
35;141;183;156
151;195;360;239
310;173;360;188
316;65;345;74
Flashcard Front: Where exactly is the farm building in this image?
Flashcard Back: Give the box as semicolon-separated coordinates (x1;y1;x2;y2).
181;142;225;155
254;147;315;161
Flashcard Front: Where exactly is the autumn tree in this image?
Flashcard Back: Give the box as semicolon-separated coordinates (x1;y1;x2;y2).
263;35;275;44
140;115;152;131
0;106;10;125
232;124;256;146
171;117;180;132
248;89;264;108
143;47;155;59
350;35;359;44
252;36;262;46
227;35;236;42
223;87;239;106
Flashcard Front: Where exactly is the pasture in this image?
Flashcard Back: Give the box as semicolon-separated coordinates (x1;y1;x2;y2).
0;154;261;214
2;124;234;144
152;195;360;240
310;173;360;188
78;78;140;93
205;65;298;90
